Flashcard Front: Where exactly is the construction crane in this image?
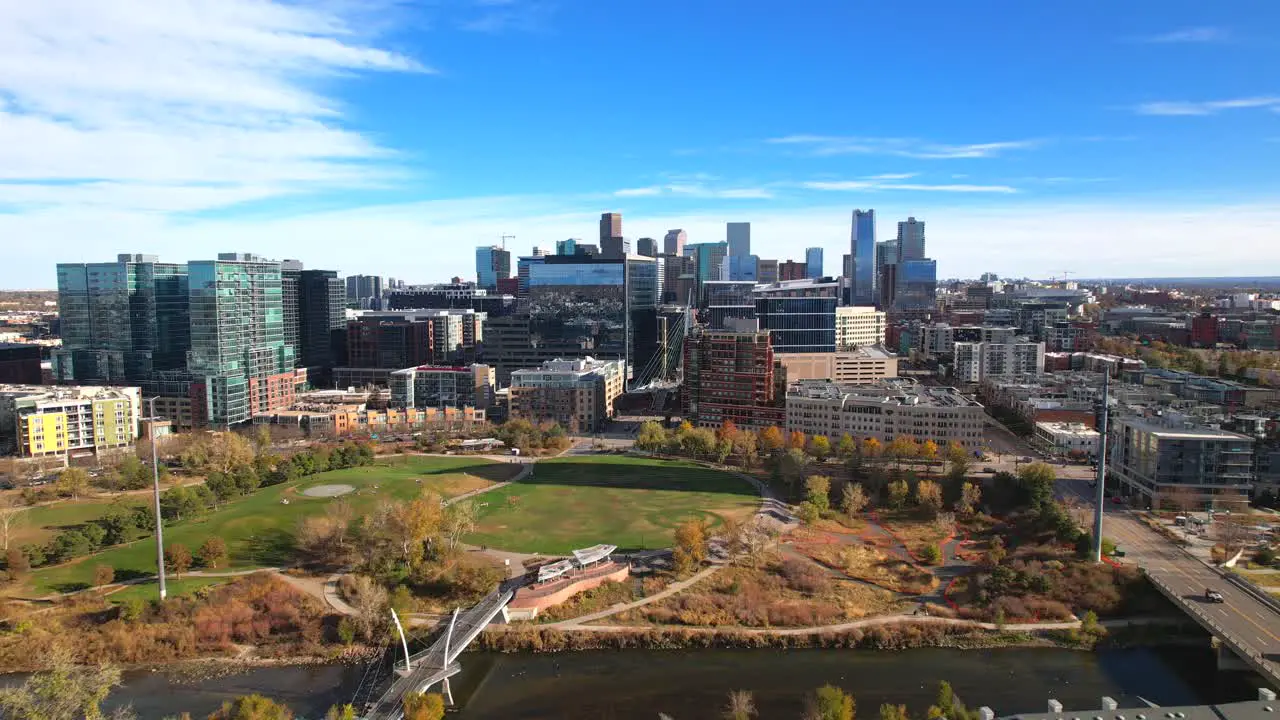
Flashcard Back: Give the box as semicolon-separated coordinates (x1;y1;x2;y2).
1049;270;1075;283
500;234;515;250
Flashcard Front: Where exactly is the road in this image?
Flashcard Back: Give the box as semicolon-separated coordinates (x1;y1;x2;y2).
1057;477;1280;684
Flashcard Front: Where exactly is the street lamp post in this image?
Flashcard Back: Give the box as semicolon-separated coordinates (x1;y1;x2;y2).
147;397;167;600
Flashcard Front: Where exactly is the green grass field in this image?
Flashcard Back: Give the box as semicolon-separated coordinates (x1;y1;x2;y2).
105;577;227;605
465;455;759;555
24;455;516;595
9;499;144;548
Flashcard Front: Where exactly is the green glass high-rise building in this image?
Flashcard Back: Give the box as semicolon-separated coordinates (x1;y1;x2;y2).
188;254;297;427
55;254;190;383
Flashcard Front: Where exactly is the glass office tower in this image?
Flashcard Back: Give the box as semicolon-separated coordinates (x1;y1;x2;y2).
188;255;295;427
894;259;938;311
55;255;189;383
805;247;824;279
850;209;876;304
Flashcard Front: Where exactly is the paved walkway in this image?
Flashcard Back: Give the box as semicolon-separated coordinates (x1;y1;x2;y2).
516;613;1087;635
544;564;723;628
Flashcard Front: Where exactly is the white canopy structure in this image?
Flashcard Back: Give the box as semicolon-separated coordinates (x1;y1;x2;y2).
536;559;575;583
572;544;616;567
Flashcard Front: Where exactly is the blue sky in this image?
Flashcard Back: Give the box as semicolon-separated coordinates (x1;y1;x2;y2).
2;0;1279;287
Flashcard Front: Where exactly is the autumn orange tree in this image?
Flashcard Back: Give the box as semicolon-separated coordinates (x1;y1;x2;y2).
758;426;784;454
788;430;807;450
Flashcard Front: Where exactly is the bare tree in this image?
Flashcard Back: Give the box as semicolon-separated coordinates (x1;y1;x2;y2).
440;500;478;552
724;690;757;720
0;497;28;552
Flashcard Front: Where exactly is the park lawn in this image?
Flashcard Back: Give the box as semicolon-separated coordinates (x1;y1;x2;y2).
465;455;759;555
105;577;227;605
8;498;144;548
25;455;515;595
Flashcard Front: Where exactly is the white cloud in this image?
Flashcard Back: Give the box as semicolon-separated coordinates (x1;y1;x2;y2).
0;0;422;214
802;181;1016;194
612;183;775;199
1135;96;1280;116
768;135;1041;159
1137;27;1230;44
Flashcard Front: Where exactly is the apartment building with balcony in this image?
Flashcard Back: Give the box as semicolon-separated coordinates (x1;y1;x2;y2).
785;378;985;451
1107;415;1255;510
509;357;626;433
0;384;141;458
682;328;786;430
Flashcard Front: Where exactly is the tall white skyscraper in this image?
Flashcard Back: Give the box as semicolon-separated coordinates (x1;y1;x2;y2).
897;217;926;263
727;222;751;257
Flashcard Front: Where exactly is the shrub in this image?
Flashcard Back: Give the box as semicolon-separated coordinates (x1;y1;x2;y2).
780;557;831;595
337;617;357;645
920;544;943;566
93;564;115;587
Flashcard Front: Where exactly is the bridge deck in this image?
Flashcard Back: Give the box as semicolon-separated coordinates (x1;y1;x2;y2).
362;589;513;720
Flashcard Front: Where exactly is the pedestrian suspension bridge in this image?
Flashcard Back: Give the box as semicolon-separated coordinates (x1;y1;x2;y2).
352;588;514;719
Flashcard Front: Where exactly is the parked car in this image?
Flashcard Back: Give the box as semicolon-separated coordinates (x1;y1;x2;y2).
982;466;997;474
1205;588;1225;603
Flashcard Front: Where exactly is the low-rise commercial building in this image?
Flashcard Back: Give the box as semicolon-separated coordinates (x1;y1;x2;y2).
1108;415;1254;509
509;357;626;433
0;384;141;458
682;328;786;430
1033;421;1100;460
253;404;483;436
835;306;887;349
775;345;898;385
786;378;985;451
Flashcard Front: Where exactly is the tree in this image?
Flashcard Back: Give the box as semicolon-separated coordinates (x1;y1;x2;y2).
945;442;971;481
921;544;942;565
811;685;855;720
841;483;869;517
888;436;918;470
957;482;982;515
796;502;821;525
681;427;717;458
805;475;831;512
0;497;28;552
325;705;357;720
986;535;1007;568
401;692;446;720
736;431;758;470
915;480;944;517
808;435;832;462
165;543;192;579
5;548;30;578
920;440;940;469
837;434;857;460
673;517;710;575
198;537;229;569
1017;462;1057;511
724;689;757;720
880;704;911;720
0;645;133;720
886;479;910;510
758;426;784;453
777;448;810;496
717;420;742;448
440;500;478;552
385;493;443;562
788;430;807;450
860;437;883;463
636;421;668;452
347;575;390;642
208;433;256;475
254;425;273;452
93;564;115;587
208;694;293;720
716;439;734;465
55;466;90;500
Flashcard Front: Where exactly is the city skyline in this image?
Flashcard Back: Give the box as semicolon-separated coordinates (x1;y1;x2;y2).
3;1;1279;287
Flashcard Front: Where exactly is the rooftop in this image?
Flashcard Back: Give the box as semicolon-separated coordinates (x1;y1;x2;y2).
788;378;982;408
1117;415;1254;441
0;384;138;400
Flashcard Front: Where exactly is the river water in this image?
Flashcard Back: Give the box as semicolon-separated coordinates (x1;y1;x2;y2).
91;646;1266;719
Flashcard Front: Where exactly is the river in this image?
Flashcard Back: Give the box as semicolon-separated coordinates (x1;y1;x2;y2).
89;646;1267;719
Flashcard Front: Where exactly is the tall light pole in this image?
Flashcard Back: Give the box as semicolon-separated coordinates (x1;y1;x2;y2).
1092;373;1110;563
147;397;167;600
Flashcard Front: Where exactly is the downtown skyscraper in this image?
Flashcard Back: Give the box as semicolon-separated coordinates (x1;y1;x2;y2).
849;209;876;305
805;247;824;279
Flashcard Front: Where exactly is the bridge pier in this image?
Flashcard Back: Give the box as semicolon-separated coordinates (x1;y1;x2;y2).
1216;641;1254;672
442;677;455;707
